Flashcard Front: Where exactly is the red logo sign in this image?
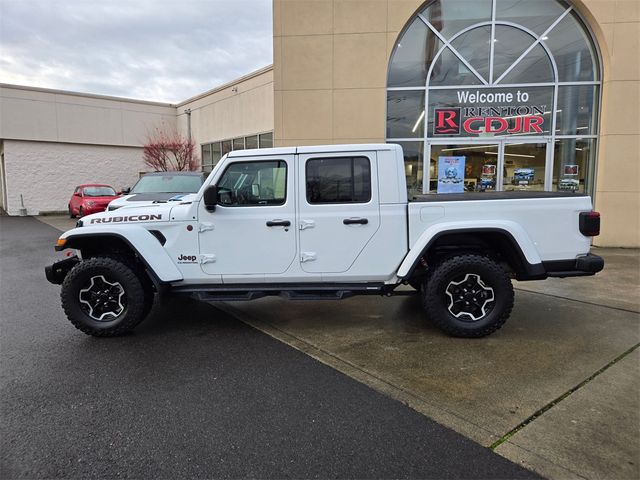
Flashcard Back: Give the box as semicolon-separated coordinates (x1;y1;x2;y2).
434;108;461;135
433;106;546;135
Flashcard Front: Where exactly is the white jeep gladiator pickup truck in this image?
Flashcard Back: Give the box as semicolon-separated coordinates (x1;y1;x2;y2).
46;144;603;338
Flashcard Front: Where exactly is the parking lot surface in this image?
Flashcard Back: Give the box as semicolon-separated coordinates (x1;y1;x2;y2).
1;216;537;478
27;215;640;478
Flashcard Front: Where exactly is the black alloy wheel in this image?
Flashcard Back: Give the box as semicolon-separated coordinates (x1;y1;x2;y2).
61;257;151;337
421;254;514;338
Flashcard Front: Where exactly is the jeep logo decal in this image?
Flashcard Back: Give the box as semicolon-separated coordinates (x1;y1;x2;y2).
177;254;197;264
90;214;162;224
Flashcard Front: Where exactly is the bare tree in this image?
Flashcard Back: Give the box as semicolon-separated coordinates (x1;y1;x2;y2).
143;128;200;171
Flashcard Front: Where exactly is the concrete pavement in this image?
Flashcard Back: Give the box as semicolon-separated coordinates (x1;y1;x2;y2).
37;215;640;479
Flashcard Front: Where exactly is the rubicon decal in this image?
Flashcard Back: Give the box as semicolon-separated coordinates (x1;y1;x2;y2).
89;214;162;224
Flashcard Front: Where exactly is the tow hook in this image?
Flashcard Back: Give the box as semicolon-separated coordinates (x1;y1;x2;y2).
45;256;80;285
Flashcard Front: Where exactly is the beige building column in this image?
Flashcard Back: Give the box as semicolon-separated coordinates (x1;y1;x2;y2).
577;0;640;247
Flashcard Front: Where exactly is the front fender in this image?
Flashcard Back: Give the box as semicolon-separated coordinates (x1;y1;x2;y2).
396;220;542;278
57;225;183;283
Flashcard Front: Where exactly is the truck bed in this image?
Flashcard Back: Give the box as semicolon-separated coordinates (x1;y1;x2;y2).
406;192;594;263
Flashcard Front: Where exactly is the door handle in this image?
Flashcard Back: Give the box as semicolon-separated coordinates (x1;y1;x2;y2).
266;220;291;227
343;218;368;225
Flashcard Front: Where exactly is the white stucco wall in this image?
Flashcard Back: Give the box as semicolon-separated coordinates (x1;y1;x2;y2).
3;140;148;215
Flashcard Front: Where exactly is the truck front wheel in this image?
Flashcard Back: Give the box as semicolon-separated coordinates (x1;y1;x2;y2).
422;254;514;338
61;257;150;337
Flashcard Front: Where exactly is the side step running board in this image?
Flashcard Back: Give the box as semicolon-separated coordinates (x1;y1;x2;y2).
177;283;389;302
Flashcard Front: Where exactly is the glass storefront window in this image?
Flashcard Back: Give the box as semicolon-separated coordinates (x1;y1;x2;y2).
495;31;554;84
396;141;425;199
429;144;500;193
387;0;600;198
388;22;441;88
420;0;492;40
553;138;594;194
496;0;568;36
555;85;599;135
427;87;554;138
499;43;554;84
449;26;491;82
387;91;425;138
430;47;484;86
502;143;547;191
542;11;597;82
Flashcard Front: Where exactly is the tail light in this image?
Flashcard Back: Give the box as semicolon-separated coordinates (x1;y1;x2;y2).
579;211;600;237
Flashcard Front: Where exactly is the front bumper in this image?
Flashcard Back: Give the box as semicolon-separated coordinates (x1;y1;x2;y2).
543;253;605;278
45;256;80;284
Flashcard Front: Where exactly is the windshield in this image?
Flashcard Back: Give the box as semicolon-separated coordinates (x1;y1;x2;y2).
131;174;203;194
83;186;117;197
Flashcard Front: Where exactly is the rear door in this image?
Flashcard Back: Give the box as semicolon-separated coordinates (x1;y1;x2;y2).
297;152;380;273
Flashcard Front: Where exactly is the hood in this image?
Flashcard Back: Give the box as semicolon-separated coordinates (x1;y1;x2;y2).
108;192;196;210
84;196;118;204
81;203;172;227
122;192;187;202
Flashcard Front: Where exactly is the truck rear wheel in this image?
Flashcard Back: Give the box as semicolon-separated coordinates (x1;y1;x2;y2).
61;257;150;337
422;254;514;338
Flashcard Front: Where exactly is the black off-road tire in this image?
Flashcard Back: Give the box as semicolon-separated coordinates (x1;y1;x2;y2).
101;254;155;317
68;205;75;219
422;254;514;338
61;257;150;337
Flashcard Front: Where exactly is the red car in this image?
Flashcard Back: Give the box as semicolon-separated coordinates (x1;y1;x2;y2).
68;184;119;218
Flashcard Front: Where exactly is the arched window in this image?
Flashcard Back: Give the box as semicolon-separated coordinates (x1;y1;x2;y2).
386;0;600;198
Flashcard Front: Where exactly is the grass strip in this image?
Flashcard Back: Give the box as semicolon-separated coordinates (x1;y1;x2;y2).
490;341;640;450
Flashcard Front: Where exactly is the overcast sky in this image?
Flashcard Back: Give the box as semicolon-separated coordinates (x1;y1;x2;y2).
0;0;273;103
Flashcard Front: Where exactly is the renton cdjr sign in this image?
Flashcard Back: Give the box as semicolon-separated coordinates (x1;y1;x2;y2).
434;89;547;136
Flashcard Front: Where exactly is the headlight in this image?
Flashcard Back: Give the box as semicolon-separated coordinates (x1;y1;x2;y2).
86;201;95;207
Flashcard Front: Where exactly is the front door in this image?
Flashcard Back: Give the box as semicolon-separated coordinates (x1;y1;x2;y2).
297;152;380;274
198;155;296;278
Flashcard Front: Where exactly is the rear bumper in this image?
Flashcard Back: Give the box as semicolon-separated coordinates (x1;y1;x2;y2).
543;253;605;278
45;256;80;285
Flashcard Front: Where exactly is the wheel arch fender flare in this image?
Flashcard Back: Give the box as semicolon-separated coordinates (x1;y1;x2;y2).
397;221;542;279
57;226;183;284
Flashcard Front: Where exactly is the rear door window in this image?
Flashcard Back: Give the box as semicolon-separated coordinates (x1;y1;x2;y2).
306;157;371;204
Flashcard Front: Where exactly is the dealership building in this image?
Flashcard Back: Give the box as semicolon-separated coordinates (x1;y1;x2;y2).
0;0;638;247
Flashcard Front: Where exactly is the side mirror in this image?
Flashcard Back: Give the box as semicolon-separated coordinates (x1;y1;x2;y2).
121;187;131;195
203;185;218;211
73;192;81;197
